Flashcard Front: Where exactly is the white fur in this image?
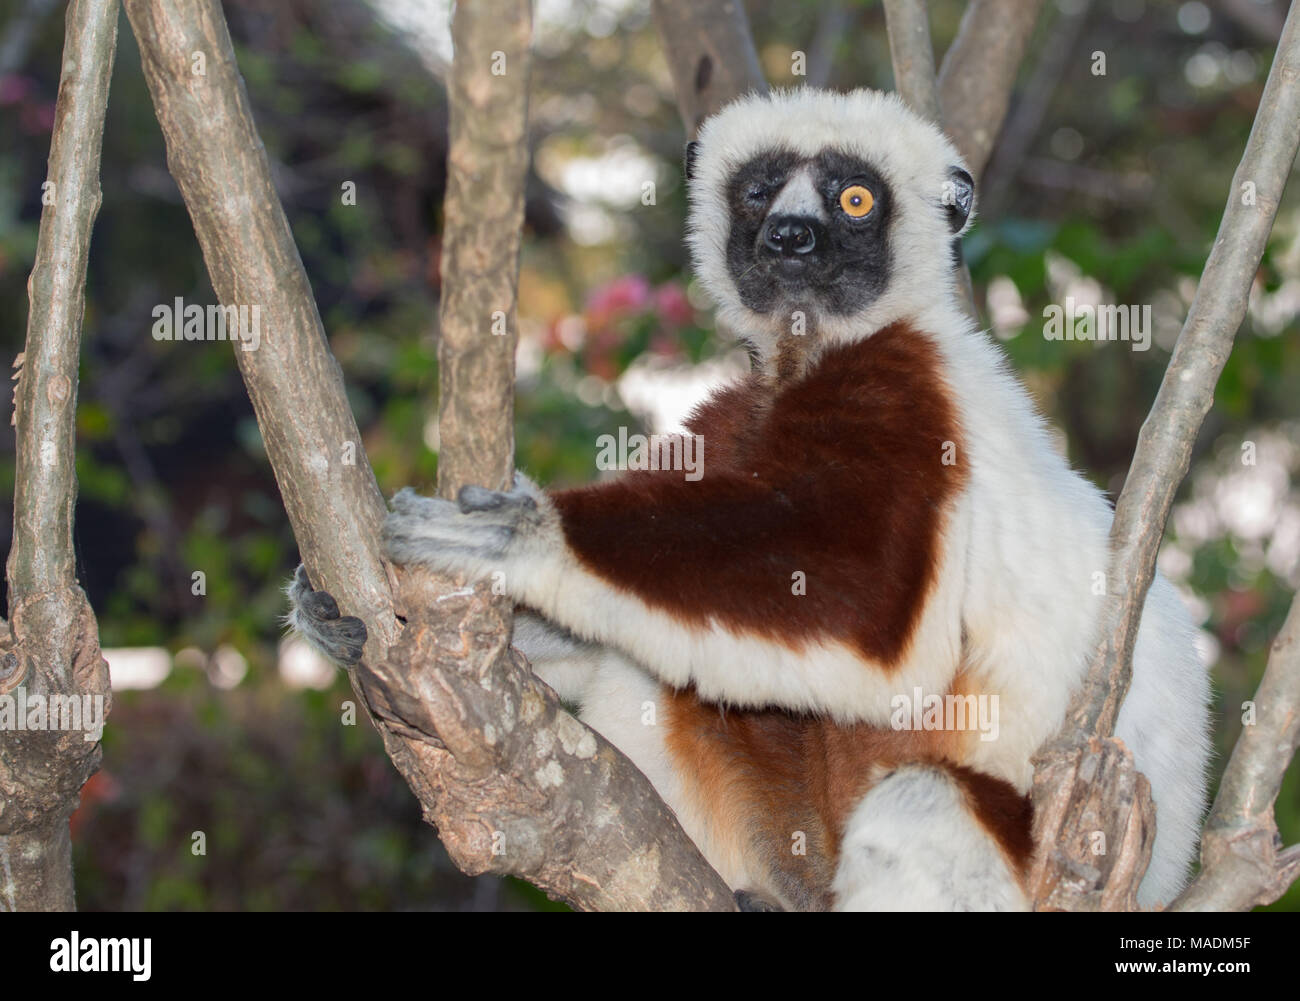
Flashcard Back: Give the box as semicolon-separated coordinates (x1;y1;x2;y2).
680;86;1210;907
500;506;966;725
833;765;1029;911
767;165;828;221
688;86;970;360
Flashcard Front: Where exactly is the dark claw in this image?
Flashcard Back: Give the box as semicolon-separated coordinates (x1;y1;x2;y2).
734;890;784;912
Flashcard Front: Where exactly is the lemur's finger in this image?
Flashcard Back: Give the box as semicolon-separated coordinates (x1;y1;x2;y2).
300;587;341;622
389;486;455;518
290;563;342;620
458;484;537;514
332;615;367;651
457;485;506;512
383;512;513;569
315;614;366;665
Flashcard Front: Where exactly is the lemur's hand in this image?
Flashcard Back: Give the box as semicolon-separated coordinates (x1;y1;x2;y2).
286;564;368;666
382;473;552;581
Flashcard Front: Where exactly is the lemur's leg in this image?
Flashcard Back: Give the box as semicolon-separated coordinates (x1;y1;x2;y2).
285;564;368;666
381;467;962;718
512;608;604;706
831;763;1032;911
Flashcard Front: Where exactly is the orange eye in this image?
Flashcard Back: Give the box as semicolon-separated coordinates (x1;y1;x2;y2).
839;184;874;218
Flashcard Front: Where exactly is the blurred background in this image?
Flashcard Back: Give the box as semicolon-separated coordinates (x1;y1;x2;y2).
1;0;1297;911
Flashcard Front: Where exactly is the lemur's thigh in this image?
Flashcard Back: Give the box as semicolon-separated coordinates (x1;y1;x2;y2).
511;608;616;706
832;764;1029;912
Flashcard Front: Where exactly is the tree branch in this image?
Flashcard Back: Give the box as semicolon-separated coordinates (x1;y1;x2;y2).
979;0;1094;220
1170;590;1300;910
1;0;116;912
1069;1;1300;748
650;0;767;138
434;0;528;499
881;0;942;125
125;0;733;911
936;0;1046;179
122;0;401;660
1030;2;1300;910
881;0;979;322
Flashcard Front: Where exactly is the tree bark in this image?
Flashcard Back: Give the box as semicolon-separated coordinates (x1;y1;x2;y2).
1030;2;1300;910
882;0;942;125
1;0;116;913
126;0;734;911
435;2;529;499
122;0;401;662
937;0;1046;179
880;0;979;321
650;0;767;138
1170;590;1300;911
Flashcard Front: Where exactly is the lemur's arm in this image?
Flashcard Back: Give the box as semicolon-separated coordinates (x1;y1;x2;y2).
382;446;957;716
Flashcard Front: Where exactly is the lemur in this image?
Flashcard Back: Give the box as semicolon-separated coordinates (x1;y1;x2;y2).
290;87;1211;911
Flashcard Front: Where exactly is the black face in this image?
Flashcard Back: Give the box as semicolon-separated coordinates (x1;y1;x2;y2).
724;148;894;317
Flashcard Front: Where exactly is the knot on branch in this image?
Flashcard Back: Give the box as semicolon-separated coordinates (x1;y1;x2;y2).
357;570;592;881
0;585;111;836
1028;735;1154;911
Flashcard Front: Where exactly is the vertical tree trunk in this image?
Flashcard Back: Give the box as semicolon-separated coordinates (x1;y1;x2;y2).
434;2;530;499
1;0;116;912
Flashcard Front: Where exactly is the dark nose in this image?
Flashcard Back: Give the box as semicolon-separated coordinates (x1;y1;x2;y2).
762;215;817;256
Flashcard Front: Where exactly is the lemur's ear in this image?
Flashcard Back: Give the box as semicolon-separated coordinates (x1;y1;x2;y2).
685;140;701;182
945;167;974;233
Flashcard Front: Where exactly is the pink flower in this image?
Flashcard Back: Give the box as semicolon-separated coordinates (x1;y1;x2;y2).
20;101;55;134
653;282;693;328
0;74;32;105
585;274;651;328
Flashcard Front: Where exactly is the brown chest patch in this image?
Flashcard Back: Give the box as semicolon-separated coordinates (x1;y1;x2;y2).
552;321;967;668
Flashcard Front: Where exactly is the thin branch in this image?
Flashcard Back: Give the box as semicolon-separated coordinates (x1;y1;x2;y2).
1030;3;1300;910
936;0;1047;179
434;0;528;498
124;0;734;911
650;0;767;138
1171;590;1300;910
980;0;1094;219
805;1;849;90
881;0;942;125
123;0;402;661
1069;2;1300;745
881;0;978;322
1;0;116;913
